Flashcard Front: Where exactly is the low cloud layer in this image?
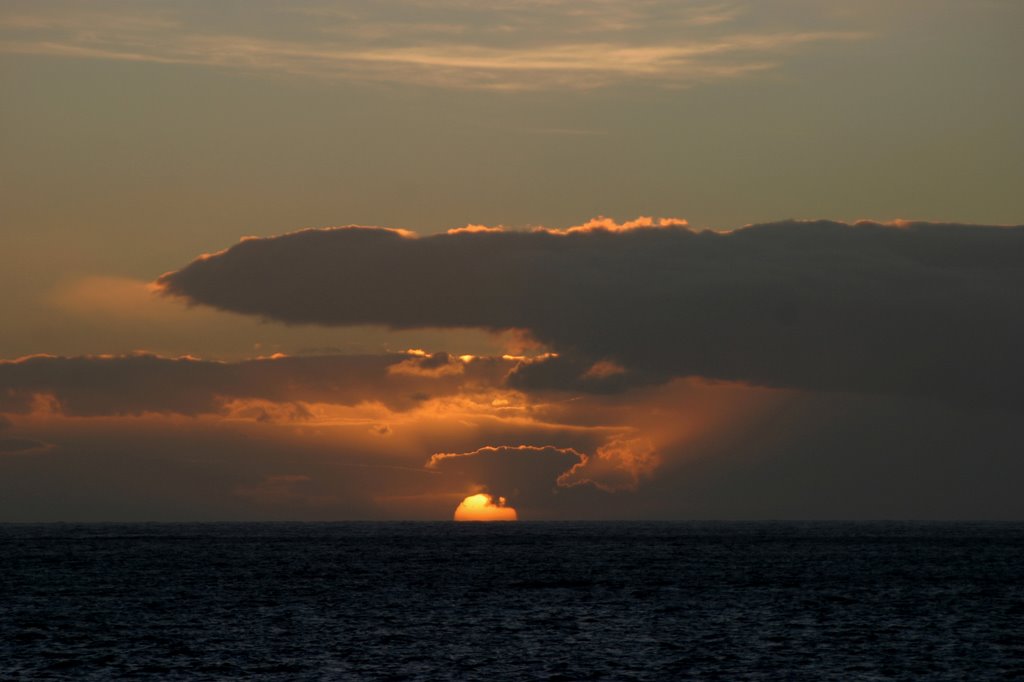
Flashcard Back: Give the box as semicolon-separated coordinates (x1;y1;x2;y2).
2;353;1022;520
0;351;512;417
159;220;1024;409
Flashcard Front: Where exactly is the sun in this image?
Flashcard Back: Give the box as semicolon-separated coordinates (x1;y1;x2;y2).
453;493;518;521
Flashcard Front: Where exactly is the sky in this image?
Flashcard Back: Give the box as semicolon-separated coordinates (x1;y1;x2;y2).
1;0;1022;521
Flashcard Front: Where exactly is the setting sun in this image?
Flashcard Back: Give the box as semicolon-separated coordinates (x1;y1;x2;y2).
453;494;518;522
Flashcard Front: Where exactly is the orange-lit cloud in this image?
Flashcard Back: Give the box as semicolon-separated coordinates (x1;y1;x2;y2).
557;436;658;492
3;354;1024;520
443;216;689;236
539;215;689;234
447;224;505;235
387;351;465;378
453;493;517;521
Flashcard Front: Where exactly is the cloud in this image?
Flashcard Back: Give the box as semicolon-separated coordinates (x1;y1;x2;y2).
387;351;466;378
158;219;1024;409
10;375;668;516
40;273;507;362
427;436;662;505
0;351;514;417
0;415;47;453
0;437;48;454
0;1;867;90
0;418;404;521
2;351;1021;520
427;445;585;509
506;353;661;394
536;215;689;234
638;389;1024;520
557;436;659;492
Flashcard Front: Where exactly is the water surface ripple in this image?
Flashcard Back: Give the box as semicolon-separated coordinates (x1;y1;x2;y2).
2;522;1022;680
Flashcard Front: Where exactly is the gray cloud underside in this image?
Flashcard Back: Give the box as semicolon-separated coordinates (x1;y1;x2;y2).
0;352;511;417
158;221;1024;409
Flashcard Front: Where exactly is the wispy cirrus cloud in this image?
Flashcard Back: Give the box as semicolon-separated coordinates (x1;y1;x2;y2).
0;1;867;90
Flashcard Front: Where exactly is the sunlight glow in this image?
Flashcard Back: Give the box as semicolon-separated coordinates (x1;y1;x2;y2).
453;493;518;522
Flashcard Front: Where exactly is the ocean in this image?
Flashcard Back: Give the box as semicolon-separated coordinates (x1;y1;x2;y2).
2;522;1022;680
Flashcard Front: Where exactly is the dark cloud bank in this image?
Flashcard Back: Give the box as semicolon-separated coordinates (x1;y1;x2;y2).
159;220;1024;409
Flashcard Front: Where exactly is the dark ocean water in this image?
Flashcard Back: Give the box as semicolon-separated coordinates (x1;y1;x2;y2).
1;522;1022;680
